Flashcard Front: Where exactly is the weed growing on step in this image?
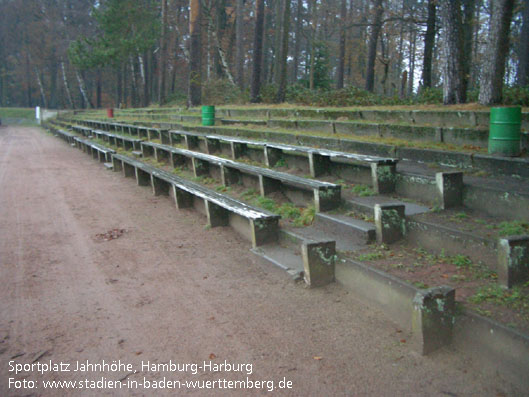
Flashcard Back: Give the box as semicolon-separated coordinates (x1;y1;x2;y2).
192;176;216;185
241;188;259;201
497;221;529;236
470;283;529;313
350;184;375;197
216;185;231;193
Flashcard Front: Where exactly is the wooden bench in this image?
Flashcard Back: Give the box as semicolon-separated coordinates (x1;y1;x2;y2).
111;154;280;247
91;129;144;151
53;128;76;145
169;129;399;193
71;125;93;137
141;141;341;212
74;137;115;162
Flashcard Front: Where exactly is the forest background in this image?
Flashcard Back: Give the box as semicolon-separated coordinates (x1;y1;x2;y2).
0;0;528;109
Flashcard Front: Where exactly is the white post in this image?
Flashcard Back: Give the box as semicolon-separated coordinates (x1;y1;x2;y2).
35;106;41;125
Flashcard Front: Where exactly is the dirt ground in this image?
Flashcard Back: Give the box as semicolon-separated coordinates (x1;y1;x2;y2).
0;126;522;396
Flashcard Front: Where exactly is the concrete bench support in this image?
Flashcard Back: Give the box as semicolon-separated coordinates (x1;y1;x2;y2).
205;200;230;227
314;187;342;212
435;171;463;209
136;168;151;186
259;175;281;196
221;166;241;186
173;186;194;209
192;158;210;177
302;241;336;287
112;157;123;172
250;218;280;247
264;147;282;167
231;142;247;159
205;138;221;154
160;129;170;144
412;286;455;355
123;162;135;178
375;204;406;244
497;235;529;288
154;147;170;163
371;163;397;194
152;175;170;196
185;135;199;150
309;153;332;178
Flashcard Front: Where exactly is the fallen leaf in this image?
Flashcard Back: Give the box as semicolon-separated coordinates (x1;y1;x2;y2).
313;356;322;360
400;339;406;344
209;353;217;360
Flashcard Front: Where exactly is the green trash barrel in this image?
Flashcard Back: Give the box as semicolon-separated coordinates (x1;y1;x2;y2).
489;107;521;156
202;105;215;126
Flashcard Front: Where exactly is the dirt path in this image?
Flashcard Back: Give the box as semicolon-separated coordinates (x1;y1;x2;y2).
0;126;520;396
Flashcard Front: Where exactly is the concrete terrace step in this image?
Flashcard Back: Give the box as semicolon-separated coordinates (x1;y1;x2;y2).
251;244;304;280
314;212;375;247
344;195;430;217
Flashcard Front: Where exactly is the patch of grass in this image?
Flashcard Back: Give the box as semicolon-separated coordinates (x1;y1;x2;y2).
292;205;316;227
450;254;473;269
241;188;259;201
497;221;529;236
273;157;287;168
350;184;375;197
356;252;385;261
254;196;278;212
215;185;231;193
469;283;528;312
411;281;429;289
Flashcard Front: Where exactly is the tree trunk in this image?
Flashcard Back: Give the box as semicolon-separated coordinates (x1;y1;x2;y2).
365;0;383;92
158;0;168;104
60;61;75;109
336;0;347;89
308;0;318;90
275;0;291;102
478;0;515;105
420;0;436;89
407;28;417;97
96;69;102;108
35;67;48;108
236;0;245;89
292;0;302;81
272;0;283;84
461;0;476;96
143;52;150;106
517;0;529;86
251;0;265;102
203;1;236;85
188;0;202;106
439;1;465;104
75;70;92;109
116;67;122;107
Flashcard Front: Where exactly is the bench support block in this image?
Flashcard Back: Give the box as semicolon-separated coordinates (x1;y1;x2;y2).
135;168;151;186
435;171;463;209
374;204;405;244
250;217;280;248
123;162;136;178
371;163;397;194
231;142;247;159
302;241;336;287
185;135;199;150
264;147;282;167
205;138;221;154
192;158;210;177
205;200;229;227
314;187;341;212
173;186;194;209
412;286;455;355
259;175;281;196
221;166;241;186
309;153;332;178
151;175;170;196
112;157;123;172
498;236;529;288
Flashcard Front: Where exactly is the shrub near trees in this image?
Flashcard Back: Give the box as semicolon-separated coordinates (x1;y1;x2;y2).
0;0;528;109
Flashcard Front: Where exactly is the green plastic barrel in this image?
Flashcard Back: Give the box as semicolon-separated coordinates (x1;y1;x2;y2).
489;107;521;156
202;105;215;126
